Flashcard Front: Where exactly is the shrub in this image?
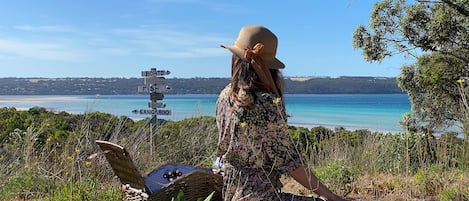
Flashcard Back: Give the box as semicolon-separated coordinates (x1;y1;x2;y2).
46;180;122;201
313;160;356;197
0;175;56;200
414;165;444;195
438;186;469;201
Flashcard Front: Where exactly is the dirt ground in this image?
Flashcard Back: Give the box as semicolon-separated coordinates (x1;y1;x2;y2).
280;175;449;201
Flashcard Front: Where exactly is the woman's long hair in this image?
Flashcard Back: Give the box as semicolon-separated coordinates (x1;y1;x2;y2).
229;55;285;109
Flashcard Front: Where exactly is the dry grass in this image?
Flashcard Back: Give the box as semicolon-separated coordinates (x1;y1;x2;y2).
0;108;467;200
282;173;469;201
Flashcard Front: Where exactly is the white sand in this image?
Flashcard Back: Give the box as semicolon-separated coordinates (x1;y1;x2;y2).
0;96;81;103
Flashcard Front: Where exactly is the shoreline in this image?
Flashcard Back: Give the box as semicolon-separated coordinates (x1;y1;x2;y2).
0;96;83;103
5;105;464;137
0;94;413;135
288;122;404;134
5;104;404;134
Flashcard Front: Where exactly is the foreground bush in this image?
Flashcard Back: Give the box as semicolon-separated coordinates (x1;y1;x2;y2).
313;160;357;197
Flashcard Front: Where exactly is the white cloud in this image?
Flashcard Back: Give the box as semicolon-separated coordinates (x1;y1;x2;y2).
4;23;230;61
14;25;77;33
0;39;84;61
110;27;229;58
146;47;226;58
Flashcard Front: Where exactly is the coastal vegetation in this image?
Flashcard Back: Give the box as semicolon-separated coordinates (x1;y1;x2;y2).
353;0;469;157
0;107;467;200
353;3;469;197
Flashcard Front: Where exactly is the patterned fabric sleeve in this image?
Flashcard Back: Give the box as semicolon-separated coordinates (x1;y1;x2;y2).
216;85;231;157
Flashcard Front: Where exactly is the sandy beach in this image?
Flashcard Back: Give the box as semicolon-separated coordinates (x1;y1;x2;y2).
0;96;82;103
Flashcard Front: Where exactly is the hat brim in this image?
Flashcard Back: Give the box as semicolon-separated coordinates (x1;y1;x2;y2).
221;44;285;69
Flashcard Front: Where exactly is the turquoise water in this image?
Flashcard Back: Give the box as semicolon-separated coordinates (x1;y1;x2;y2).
0;94;411;133
284;94;410;132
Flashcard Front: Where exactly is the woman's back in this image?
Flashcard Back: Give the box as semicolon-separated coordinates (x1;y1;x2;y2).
216;85;310;200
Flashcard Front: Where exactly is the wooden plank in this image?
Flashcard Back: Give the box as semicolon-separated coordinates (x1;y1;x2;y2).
95;140;147;191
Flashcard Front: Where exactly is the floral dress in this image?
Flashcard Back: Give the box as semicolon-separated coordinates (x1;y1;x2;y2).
216;85;319;201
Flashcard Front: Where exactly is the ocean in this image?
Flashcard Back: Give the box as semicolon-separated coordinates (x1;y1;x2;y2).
0;94;411;133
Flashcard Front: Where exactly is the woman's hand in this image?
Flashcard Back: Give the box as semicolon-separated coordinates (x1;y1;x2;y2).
291;165;346;201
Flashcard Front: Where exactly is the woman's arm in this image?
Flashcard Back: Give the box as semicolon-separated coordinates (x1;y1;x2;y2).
291;165;345;201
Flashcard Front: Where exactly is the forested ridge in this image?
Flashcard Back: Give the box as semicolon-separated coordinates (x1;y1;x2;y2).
0;76;403;95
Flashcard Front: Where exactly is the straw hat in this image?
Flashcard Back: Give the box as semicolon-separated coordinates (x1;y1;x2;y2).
221;25;285;69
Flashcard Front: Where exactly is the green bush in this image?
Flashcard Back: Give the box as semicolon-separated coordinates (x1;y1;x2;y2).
313;160;356;197
46;180;122;201
414;165;444;195
438;186;469;201
0;175;56;200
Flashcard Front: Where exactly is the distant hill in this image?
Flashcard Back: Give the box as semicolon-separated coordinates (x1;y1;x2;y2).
0;77;403;95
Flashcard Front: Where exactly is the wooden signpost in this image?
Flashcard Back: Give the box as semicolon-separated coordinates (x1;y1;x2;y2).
132;68;171;156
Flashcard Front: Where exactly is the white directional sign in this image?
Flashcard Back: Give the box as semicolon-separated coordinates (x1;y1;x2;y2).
155;110;171;115
144;77;166;85
153;85;171;93
148;101;166;108
138;85;171;93
132;109;171;115
141;69;171;77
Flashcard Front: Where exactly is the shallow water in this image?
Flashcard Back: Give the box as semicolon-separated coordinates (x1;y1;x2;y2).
0;94;411;133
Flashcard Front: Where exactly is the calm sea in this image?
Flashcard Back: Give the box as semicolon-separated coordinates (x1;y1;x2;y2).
0;94;411;133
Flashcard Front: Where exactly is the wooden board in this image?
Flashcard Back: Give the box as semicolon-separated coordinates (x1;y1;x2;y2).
95;140;147;191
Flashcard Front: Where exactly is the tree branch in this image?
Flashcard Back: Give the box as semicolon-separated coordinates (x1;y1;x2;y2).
417;0;469;17
440;0;469;17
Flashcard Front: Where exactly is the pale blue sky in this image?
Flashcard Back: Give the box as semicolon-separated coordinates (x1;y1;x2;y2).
0;0;409;78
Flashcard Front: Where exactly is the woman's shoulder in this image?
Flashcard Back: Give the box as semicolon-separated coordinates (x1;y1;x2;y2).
217;84;231;99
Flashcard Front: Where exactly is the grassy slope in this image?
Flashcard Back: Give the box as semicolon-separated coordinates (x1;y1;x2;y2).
0;108;467;200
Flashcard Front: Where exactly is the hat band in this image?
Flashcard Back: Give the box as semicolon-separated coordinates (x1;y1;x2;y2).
234;40;276;59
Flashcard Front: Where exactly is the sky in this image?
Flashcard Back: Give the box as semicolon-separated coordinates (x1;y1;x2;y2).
0;0;410;78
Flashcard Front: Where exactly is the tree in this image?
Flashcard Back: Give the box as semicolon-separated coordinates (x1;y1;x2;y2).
353;0;469;136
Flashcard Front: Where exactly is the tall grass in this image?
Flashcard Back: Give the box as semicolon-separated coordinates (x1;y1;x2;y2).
0;106;220;200
0;107;468;200
288;125;468;200
0;110;129;200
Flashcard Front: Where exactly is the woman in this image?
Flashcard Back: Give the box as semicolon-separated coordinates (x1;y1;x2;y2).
216;25;345;201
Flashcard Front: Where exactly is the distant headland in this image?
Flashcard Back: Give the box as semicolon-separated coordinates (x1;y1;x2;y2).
0;76;403;95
